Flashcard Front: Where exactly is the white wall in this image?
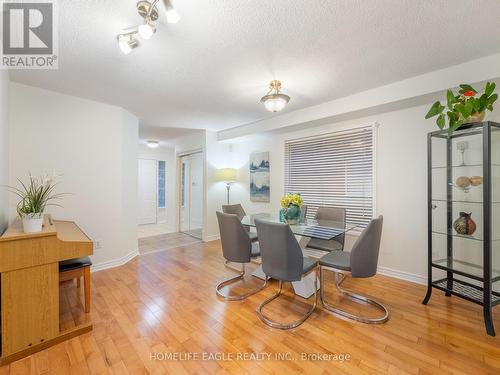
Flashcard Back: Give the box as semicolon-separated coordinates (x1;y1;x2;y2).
138;143;176;232
0;72;9;234
9;83;139;268
207;104;500;282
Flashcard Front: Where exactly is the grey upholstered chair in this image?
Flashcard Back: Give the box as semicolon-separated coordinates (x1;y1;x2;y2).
255;218;319;329
319;215;388;324
300;204;308;223
222;204;258;242
216;211;266;301
306;206;346;252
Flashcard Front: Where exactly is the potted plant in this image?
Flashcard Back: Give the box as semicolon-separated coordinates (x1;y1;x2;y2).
280;193;304;224
425;82;497;135
6;173;64;233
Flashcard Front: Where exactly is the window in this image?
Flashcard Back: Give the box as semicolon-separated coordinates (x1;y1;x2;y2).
284;126;375;229
158;160;166;208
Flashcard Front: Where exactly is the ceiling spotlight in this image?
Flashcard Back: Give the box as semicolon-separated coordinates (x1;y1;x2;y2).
261;80;290;112
146;140;160;149
117;34;139;55
138;22;156;40
163;0;180;23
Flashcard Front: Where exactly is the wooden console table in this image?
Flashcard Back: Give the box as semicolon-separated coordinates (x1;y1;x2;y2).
0;216;93;365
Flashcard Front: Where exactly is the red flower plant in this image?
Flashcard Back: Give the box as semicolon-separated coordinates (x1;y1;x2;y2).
463;90;476;97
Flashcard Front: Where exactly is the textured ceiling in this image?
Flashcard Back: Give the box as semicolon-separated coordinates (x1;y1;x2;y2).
10;0;500;133
139;125;203;144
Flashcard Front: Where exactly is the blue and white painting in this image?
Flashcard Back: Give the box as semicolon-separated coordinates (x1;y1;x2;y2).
250;152;270;202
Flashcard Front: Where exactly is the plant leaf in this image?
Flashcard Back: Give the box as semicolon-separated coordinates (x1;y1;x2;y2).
425;101;444;119
463;101;473;119
446;90;457;110
487;93;498;107
459;84;477;93
436;113;445;129
485;82;496;97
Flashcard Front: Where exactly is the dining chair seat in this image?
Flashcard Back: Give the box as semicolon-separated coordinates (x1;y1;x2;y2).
303;257;319;274
306;238;343;252
318;250;351;271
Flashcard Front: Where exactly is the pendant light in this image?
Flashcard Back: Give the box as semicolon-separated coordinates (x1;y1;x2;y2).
260;80;290;112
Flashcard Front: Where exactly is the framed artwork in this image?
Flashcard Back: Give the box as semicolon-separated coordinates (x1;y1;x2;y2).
250;152;270;202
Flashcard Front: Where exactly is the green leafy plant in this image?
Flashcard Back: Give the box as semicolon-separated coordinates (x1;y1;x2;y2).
425;82;498;135
6;173;65;217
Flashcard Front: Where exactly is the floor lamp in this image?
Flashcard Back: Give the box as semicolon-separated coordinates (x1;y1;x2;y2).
216;168;237;204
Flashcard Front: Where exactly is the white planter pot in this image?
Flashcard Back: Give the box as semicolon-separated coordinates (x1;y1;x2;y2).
22;213;44;233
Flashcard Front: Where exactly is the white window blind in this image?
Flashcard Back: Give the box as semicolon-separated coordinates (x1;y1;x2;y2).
284;126;375;229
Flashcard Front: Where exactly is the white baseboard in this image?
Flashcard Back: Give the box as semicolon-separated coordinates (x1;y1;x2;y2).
203;234;220;242
377;266;426;285
91;249;139;273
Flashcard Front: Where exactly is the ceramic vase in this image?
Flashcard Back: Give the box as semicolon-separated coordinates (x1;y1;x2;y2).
282;204;302;224
453;212;477;236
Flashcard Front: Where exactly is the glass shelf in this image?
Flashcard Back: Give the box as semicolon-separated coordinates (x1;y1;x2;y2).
431;230;488;242
432;199;500;204
432;258;500;282
431;163;500;169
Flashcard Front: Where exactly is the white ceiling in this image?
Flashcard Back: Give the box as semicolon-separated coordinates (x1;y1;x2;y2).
139;125;203;145
11;0;500;134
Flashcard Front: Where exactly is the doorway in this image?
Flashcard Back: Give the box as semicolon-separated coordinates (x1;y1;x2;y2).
179;151;204;239
138;158;169;239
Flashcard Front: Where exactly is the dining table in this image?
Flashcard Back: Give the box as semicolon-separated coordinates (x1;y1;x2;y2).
239;213;358;298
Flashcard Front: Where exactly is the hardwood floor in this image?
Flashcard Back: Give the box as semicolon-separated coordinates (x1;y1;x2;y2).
1;240;500;374
138;233;202;255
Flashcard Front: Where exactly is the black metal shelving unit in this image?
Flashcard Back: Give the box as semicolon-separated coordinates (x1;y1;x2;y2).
423;121;500;336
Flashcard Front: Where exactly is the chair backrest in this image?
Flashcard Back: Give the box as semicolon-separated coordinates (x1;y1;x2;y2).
254;218;304;282
300;205;308;223
216;211;252;263
350;215;384;278
316;206;346;245
222;204;246;221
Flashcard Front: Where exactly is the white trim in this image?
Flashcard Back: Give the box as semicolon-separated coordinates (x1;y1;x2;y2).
372;122;379;217
203;234;220;242
91;249;139;272
377;266;426;285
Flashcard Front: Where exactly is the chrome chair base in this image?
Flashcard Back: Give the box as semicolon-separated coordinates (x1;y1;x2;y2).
320;267;389;324
216;262;267;301
257;268;318;329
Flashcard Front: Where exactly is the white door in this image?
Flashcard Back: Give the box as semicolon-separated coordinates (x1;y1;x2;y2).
138;159;157;225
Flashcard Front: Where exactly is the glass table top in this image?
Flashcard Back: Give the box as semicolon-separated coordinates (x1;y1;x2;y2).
241;213;358;240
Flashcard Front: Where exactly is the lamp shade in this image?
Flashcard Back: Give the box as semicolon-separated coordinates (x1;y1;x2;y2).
216;168;237;182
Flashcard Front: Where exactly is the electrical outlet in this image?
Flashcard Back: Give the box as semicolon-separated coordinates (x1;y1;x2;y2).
93;240;102;250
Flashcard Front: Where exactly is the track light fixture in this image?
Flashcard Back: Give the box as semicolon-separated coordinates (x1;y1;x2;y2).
117;0;179;55
117;32;139;55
